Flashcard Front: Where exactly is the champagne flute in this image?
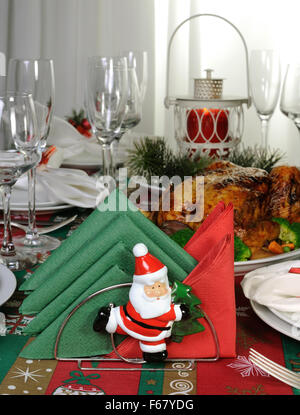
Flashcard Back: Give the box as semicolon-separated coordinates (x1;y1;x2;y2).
117;66;143;136
280;63;300;134
85;56;128;178
0;93;40;270
111;51;148;170
249;50;281;148
126;50;148;102
7;58;60;252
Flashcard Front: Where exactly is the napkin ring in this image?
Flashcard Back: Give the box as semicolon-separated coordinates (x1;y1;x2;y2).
54;283;220;372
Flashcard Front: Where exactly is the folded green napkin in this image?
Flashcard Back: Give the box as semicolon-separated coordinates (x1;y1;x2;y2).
19;204;116;292
22;241;134;335
20;214;192;315
18;190;200;360
19;229;117;314
20;265;131;359
20;189;197;292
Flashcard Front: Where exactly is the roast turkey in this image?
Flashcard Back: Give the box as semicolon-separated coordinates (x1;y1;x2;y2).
268;166;300;223
156;161;300;255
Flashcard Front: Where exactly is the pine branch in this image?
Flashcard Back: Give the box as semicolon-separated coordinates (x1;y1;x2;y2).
126;137;213;182
228;145;285;173
126;137;285;181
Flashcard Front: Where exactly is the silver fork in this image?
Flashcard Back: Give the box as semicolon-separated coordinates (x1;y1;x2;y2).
249;348;300;390
0;214;77;235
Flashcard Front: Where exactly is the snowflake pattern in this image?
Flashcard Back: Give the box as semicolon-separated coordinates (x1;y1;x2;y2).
10;367;44;383
227;355;270;377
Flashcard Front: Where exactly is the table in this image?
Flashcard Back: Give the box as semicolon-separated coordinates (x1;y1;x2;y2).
0;208;299;397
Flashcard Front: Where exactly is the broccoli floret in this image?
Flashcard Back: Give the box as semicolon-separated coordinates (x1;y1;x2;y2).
290;222;300;248
170;228;195;247
272;217;292;241
234;236;252;262
272;218;300;248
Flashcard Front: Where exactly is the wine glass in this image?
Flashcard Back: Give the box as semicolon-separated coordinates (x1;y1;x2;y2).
280;63;300;133
249;50;281;148
85;56;128;178
126;51;148;102
0;93;41;270
7;58;60;252
111;67;142;167
111;51;148;170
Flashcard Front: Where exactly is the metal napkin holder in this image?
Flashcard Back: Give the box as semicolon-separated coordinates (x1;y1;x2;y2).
54;283;220;372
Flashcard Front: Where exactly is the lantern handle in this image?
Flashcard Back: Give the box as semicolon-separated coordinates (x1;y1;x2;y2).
164;14;252;109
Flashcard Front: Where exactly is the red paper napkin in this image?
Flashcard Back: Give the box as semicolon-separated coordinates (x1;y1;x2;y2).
107;202;236;360
184;201;233;260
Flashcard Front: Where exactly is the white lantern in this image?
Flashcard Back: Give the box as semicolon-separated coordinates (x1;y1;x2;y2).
164;14;252;159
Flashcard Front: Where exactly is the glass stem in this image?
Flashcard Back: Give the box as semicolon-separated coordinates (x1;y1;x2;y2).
259;115;270;149
25;166;39;244
0;185;16;257
110;140;117;173
101;143;115;177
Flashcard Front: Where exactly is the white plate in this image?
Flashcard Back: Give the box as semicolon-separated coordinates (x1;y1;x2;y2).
250;300;300;341
234;248;300;276
269;307;300;329
0;264;17;306
61;160;101;170
9;202;74;215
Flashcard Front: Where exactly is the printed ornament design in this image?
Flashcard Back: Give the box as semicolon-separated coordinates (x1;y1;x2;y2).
52;371;105;395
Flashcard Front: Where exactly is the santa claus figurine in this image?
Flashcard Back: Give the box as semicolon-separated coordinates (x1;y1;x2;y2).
93;243;190;362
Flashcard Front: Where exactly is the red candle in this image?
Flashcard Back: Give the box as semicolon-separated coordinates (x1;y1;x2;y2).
186;108;229;157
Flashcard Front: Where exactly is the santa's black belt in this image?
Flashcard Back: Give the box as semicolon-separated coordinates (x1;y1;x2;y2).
123;305;171;331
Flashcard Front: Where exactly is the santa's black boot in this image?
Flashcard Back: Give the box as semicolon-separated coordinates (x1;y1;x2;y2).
93;306;112;332
143;350;168;363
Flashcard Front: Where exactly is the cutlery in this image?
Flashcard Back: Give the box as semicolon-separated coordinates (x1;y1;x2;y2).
0;214;77;235
249;348;300;390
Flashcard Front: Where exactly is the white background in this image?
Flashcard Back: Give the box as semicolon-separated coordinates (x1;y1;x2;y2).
0;0;300;164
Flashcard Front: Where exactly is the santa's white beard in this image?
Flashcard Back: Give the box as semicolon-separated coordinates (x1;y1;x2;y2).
129;283;172;319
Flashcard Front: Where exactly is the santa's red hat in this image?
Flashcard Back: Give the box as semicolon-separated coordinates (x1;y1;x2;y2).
132;243;167;285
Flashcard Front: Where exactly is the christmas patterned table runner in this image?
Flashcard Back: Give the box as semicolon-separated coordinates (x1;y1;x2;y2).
0;280;299;395
0;210;299;396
